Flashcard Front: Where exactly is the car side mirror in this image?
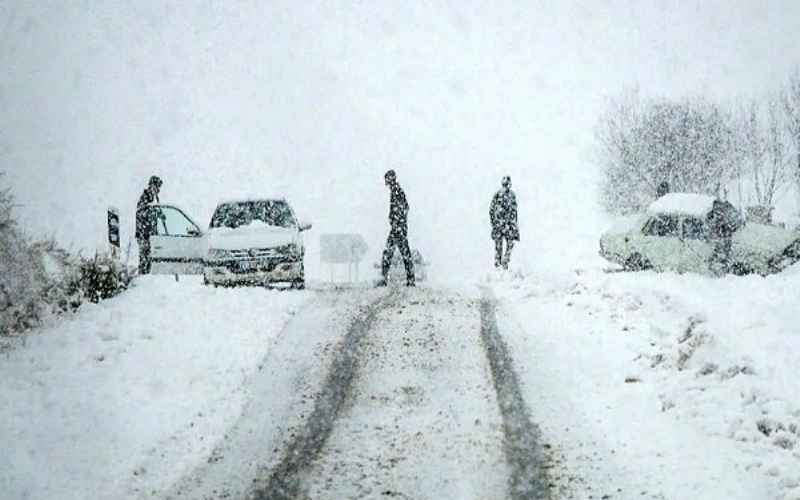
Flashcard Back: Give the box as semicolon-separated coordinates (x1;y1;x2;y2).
187;227;201;237
298;221;312;232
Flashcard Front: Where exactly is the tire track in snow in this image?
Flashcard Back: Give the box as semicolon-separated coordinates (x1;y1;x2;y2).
248;289;397;500
480;287;551;500
299;288;509;499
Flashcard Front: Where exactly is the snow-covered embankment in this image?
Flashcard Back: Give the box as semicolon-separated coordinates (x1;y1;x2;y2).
0;276;308;500
494;264;800;499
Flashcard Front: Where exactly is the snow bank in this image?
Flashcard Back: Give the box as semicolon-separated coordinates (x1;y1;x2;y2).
494;265;800;499
0;276;308;500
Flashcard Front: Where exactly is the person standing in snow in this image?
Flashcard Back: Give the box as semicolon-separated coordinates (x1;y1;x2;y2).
707;199;738;276
489;176;519;270
378;169;415;287
656;180;670;198
135;175;162;275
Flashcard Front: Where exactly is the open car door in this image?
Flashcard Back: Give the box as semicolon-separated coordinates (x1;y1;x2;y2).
149;204;206;275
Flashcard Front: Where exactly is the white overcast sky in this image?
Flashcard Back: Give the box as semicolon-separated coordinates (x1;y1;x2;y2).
1;1;799;276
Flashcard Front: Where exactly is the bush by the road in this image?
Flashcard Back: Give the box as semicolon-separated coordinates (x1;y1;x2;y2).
0;176;130;336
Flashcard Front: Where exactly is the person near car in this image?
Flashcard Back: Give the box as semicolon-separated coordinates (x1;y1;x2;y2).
378;169;415;287
656;180;670;197
135;175;162;275
490;176;519;269
707;199;736;276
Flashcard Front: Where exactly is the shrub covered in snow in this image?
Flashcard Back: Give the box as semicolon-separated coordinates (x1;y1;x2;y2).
0;176;131;335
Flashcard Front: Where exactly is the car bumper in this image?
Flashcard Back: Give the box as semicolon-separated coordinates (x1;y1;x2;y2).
599;246;625;266
204;258;303;285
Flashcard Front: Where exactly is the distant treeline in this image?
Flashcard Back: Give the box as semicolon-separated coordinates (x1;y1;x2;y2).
596;69;800;216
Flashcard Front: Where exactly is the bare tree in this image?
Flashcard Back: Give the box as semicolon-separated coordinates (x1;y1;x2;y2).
782;68;800;211
0;173;14;234
757;95;792;208
596;93;738;214
595;89;651;213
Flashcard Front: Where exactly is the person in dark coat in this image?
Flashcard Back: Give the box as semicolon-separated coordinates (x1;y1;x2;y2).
707;199;739;276
490;176;519;269
135;176;162;274
656;180;670;197
378;170;415;287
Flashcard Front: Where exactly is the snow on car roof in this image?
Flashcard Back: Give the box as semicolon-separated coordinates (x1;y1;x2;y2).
216;195;288;206
647;193;717;217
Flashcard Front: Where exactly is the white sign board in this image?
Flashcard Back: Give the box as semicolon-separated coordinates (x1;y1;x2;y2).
320;234;369;264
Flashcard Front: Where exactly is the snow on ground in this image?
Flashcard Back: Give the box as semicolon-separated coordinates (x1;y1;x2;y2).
0;276;308;500
493;262;800;500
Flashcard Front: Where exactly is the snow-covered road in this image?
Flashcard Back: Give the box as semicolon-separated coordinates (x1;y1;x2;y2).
186;287;550;500
291;289;510;499
4;268;799;500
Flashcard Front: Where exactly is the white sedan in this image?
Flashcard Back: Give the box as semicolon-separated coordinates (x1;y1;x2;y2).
145;197;311;288
599;193;800;276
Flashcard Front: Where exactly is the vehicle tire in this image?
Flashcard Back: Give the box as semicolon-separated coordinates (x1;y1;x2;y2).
290;279;305;290
624;253;651;272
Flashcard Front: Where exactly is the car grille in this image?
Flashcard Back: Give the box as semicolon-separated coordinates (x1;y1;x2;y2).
229;247;284;259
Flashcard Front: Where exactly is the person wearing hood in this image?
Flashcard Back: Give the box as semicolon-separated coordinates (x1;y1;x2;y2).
135;175;162;275
489;176;519;269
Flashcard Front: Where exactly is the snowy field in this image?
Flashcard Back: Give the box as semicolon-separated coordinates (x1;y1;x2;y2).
494;262;800;500
2;262;799;499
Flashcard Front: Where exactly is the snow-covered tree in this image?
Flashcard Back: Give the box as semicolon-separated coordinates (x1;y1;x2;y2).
759;96;792;209
1;173;130;335
782;68;800;214
597;93;737;214
0;173;47;333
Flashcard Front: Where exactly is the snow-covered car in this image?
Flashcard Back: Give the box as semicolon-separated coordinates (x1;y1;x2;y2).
147;198;311;288
148;204;207;275
374;248;428;282
203;198;311;288
599;193;800;276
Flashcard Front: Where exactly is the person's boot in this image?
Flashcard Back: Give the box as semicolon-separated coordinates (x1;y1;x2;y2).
406;276;416;287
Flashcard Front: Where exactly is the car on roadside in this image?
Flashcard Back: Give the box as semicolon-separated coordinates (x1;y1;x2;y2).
599;193;800;276
146;197;311;288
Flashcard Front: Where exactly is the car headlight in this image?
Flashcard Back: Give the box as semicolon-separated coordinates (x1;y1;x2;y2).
207;248;233;260
276;243;302;256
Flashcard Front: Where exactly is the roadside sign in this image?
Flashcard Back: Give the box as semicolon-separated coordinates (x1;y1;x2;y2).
108;207;120;257
320;234;368;264
320;234;368;282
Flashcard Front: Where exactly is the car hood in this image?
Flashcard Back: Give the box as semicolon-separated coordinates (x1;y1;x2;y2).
207;223;298;250
734;223;798;254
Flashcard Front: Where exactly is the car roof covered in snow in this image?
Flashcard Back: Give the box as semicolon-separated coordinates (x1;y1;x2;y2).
647;193;717;217
215;195;288;206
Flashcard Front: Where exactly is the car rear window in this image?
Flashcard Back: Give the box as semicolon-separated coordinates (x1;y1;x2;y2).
210;200;296;229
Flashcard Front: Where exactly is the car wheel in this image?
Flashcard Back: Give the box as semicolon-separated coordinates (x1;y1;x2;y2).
730;262;754;276
290;280;305;290
624;253;651;271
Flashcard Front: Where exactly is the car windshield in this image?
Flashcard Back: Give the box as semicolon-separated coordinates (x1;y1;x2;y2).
643;214;679;237
210;200;296;229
